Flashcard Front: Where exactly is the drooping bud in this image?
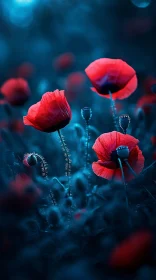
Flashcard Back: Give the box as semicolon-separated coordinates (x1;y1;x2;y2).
81;107;92;122
116;146;129;160
119;115;130;134
23;153;37;167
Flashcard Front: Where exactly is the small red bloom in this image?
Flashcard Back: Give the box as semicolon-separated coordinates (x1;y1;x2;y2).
109;230;153;270
92;131;144;181
53;52;75;71
1;78;30;106
85;58;137;100
23;89;72;132
17;62;35;78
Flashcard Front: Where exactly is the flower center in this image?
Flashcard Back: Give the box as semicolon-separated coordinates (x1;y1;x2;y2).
111;145;130;167
94;76;121;94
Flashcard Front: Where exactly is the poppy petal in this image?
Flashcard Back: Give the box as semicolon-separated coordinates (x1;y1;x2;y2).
93;132;139;161
86;58;137;99
128;146;144;175
92;161;116;180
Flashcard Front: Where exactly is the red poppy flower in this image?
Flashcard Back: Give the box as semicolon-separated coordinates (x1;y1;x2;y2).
53;52;75;71
92;131;144;181
0;78;30;106
85;58;137;100
109;230;153;270
23;89;72;132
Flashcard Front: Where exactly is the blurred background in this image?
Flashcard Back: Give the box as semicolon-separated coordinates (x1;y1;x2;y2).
0;1;156;279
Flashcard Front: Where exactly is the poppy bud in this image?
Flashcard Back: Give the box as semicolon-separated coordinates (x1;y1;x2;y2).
23;153;37;167
119;114;130;133
81;107;92;122
116;146;129;159
136;107;145;122
47;206;61;227
151;84;156;94
65;196;73;207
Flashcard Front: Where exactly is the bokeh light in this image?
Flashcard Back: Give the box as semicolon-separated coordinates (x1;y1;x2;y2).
131;0;152;8
15;0;36;5
1;0;38;27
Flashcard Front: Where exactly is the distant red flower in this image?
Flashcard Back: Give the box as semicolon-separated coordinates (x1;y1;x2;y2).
1;78;30;106
143;76;156;95
109;230;153;270
153;151;156;160
85;58;137;100
74;209;86;220
151;136;156;146
53;52;75;71
92;131;144;181
137;94;156;110
0;174;41;212
23;89;72;132
0;99;7;105
9;120;25;134
66;72;86;100
17;62;35;78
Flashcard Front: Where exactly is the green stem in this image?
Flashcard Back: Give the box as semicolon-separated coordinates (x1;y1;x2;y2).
118;158;129;211
57;130;71;196
52;177;66;191
109;90;119;131
142;161;156;174
125;160;156;203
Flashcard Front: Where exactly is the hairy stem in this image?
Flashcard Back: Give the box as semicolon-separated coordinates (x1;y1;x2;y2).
109;90;119;131
118;158;129;211
58;130;71;196
85;121;91;192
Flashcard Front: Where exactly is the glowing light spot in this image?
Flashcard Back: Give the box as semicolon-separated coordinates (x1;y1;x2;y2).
1;0;37;27
14;0;36;6
131;0;152;8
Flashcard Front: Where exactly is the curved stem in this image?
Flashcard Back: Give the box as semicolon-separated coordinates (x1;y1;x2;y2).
52;177;65;191
57;130;71;196
34;153;48;179
118;158;129;210
142;161;156;174
124;160;137;177
125;160;156;203
109;90;119;131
